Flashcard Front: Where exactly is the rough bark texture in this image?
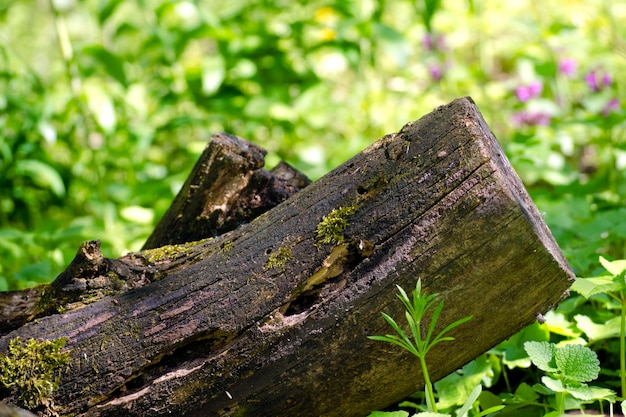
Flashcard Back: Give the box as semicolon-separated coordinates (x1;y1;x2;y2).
0;97;574;417
142;132;311;249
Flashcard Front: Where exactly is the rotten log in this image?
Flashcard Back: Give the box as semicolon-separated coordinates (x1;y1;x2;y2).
0;97;574;417
142;133;311;249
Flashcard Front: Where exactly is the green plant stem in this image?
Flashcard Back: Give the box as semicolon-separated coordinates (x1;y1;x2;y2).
556;391;566;416
619;291;626;399
419;355;437;413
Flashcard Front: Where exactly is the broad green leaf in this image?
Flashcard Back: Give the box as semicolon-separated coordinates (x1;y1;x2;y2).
541;376;565;393
554;344;599;382
574;314;621;341
564;383;594;400
571;275;621;298
415;413;450;417
600;256;626;276
513;382;539;402
524;341;557;373
478;390;502;410
15;159;65;197
588;386;616;402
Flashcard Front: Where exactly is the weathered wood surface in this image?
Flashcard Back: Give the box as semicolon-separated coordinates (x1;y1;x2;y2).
142;133;310;249
0;97;574;417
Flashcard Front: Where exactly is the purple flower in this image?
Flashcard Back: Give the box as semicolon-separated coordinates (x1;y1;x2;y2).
512;110;552;127
585;71;599;91
428;64;443;81
422;33;445;52
558;58;577;78
602;98;620;116
423;34;434;51
586;70;613;91
515;81;543;102
529;81;543;97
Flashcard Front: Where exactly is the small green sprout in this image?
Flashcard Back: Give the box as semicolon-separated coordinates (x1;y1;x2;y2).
315;205;357;245
369;279;472;414
265;246;294;270
0;337;71;410
524;341;615;415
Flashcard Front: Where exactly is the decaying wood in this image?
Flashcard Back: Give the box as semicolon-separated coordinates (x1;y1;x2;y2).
142;132;311;249
0;97;574;417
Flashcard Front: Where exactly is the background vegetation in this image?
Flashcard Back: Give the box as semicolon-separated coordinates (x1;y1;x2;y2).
1;0;625;415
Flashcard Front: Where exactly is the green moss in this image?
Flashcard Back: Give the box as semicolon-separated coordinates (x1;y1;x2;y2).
0;337;71;411
315;205;357;245
222;241;234;253
265;246;294;270
34;286;56;312
142;237;212;263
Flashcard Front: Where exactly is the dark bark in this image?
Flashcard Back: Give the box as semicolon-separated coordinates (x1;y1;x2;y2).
142;133;310;249
0;97;574;417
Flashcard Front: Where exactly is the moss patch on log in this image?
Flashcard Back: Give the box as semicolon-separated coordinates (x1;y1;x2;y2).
265;246;294;270
315;205;357;245
0;337;70;413
141;238;213;263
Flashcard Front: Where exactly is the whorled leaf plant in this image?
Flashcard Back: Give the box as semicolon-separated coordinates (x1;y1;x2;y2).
369;279;473;414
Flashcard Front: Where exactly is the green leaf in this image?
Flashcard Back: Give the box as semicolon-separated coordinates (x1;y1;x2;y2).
554;344;599;382
15;159;65;197
587;386;616;402
98;0;123;24
541;376;565;393
564;383;594;400
455;384;481;417
600;256;626;276
524;341;557;373
478;390;502;410
83;45;128;87
513;382;539;402
574;314;621;341
571;275;622;298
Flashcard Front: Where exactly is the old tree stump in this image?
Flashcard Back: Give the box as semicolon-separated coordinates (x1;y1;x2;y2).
0;97;573;417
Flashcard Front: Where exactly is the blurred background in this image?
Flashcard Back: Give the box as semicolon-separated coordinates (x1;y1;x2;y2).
1;0;626;414
3;0;624;291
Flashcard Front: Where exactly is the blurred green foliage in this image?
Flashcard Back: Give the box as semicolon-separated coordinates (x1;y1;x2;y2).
1;0;626;414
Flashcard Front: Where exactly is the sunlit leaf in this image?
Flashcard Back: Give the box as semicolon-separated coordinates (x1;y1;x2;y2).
524;341;557;373
571;275;621;298
15;159;65;197
574;314;621;341
599;256;626;276
541;376;564;393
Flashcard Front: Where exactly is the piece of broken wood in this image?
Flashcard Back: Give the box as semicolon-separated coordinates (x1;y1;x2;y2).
0;97;574;417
